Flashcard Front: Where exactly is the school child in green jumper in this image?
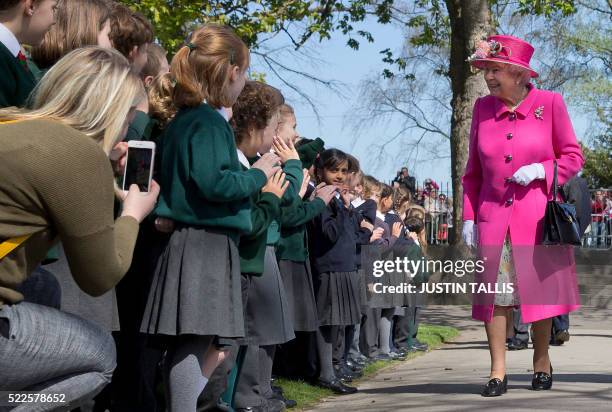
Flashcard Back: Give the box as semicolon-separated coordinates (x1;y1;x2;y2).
274;108;338;381
139;25;280;411
227;81;304;412
0;0;56;107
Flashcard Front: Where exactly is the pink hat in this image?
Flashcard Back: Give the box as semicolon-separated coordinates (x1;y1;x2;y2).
468;35;538;78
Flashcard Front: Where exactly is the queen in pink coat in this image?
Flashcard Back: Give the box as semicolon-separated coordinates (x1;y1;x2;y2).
461;35;583;397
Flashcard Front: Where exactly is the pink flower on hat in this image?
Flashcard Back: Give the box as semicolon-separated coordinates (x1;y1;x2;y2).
467;35;539;78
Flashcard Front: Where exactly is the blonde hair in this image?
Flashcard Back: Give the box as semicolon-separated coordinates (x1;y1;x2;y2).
362;175;381;199
148;73;176;127
0;47;145;154
279;103;294;119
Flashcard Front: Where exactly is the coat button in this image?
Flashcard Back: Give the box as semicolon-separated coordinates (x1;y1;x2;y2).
509;113;516;120
505;155;513;161
506;198;513;206
506;133;513;139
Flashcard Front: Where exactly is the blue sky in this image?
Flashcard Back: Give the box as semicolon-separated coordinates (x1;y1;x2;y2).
254;18;589;193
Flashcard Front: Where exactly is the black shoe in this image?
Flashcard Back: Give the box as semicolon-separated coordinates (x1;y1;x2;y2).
374;353;394;361
396;347;413;356
389;351;407;360
349;355;367;366
481;375;508;397
345;359;364;371
334;370;352;383
532;364;553;390
336;363;362;380
555;330;570;343
266;398;286;412
272;385;283;395
507;337;528;351
236;406;266;412
410;340;428;351
315;378;358;394
269;391;297;409
345;366;363;379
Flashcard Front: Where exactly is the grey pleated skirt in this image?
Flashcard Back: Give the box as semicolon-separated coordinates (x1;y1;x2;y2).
314;270;361;326
242;247;295;346
278;259;319;332
140;226;244;340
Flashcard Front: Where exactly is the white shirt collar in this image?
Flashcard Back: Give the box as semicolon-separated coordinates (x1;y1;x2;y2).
351;197;365;208
237;149;250;169
217;107;229;122
0;23;20;57
376;211;386;221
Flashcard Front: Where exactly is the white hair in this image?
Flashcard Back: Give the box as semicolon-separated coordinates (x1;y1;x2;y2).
505;64;532;87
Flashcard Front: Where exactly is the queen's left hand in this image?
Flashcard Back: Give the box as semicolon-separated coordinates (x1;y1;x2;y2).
511;163;545;186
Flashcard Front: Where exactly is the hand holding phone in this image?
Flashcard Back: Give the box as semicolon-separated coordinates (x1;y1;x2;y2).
120;181;160;223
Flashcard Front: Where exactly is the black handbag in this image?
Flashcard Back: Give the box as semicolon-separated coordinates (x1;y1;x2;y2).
541;161;582;246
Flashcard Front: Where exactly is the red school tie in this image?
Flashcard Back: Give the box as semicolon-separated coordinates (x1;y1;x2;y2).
17;50;29;73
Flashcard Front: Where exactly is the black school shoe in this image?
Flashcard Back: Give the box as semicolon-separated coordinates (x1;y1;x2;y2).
315;378;358;394
345;358;365;371
409;340;429;352
236;398;286;412
481;375;508;397
507;337;528;351
532;364;553;390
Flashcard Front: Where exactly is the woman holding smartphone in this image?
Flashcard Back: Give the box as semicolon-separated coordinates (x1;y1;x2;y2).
0;47;159;409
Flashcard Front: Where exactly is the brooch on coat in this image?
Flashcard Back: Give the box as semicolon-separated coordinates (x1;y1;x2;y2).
534;105;544;120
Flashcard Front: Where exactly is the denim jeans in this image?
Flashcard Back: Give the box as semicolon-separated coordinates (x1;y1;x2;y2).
0;302;116;411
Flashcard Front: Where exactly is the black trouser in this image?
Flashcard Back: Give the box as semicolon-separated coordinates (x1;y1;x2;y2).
513;307;529;343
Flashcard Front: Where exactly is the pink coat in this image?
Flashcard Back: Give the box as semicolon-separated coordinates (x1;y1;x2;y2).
462;84;584;323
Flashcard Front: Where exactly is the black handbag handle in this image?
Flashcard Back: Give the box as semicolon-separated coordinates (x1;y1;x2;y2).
552;160;558;200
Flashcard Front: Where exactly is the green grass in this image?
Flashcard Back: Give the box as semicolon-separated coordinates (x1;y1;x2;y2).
276;323;459;411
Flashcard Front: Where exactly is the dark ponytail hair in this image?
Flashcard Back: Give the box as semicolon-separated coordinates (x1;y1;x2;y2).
380;184;393;200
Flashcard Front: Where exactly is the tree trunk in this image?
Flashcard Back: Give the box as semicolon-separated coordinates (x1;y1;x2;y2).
445;0;492;244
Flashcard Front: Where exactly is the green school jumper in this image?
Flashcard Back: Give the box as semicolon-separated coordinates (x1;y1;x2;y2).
154;103;267;243
277;197;327;262
239;158;303;275
125;110;156;141
0;42;36;108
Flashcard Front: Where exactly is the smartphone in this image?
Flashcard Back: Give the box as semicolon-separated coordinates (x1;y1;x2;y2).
122;140;155;192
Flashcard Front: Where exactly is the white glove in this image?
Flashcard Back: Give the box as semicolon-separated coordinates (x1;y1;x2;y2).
462;220;477;247
511;163;545;186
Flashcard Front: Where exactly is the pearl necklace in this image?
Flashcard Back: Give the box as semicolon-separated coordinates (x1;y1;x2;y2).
508;87;530;112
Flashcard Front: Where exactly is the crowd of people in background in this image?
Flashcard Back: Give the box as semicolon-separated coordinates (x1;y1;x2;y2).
0;1;433;411
393;169;453;245
587;189;612;248
393;166;612;249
